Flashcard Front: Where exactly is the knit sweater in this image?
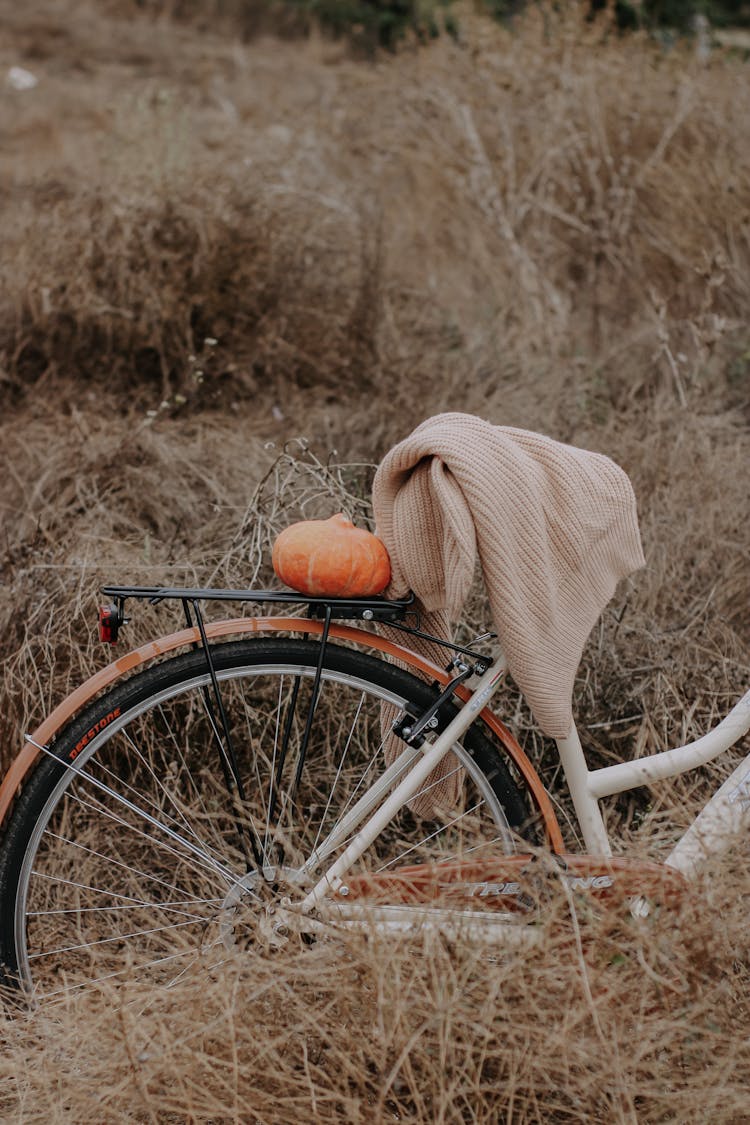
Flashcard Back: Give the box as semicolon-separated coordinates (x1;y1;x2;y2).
372;413;645;816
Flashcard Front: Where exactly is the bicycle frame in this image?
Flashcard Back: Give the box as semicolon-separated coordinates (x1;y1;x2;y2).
558;699;750;875
298;654;750;911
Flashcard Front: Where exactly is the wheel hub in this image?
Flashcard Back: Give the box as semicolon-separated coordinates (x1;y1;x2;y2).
219;866;311;952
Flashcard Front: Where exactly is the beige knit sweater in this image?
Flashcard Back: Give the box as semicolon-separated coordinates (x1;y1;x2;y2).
372;413;645;816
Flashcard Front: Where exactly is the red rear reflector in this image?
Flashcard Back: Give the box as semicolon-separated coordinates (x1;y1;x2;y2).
99;605;118;645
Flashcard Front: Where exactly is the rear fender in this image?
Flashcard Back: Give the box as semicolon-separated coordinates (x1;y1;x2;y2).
0;616;563;851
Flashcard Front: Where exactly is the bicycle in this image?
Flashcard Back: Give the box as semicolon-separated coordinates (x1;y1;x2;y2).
1;582;749;1002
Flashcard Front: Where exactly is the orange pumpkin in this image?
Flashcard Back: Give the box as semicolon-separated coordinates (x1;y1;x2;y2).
272;513;391;597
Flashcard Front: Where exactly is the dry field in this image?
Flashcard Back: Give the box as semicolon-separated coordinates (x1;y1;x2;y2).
1;1;749;1120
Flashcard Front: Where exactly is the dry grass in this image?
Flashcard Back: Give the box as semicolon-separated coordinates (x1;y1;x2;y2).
1;868;749;1123
1;0;749;1119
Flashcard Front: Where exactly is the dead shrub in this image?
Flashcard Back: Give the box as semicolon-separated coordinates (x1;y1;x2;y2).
0;186;387;406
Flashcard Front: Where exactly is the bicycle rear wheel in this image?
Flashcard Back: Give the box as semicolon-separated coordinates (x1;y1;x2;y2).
0;638;532;1000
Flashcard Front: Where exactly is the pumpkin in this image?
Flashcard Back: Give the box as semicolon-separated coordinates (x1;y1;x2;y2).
272;513;391;597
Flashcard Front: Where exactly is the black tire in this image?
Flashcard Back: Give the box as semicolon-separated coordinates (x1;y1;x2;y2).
0;638;532;998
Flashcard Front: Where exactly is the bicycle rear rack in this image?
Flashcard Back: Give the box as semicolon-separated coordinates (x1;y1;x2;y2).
99;585;494;663
100;585;415;623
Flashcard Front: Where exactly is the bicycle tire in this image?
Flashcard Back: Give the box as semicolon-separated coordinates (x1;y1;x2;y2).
0;638;533;999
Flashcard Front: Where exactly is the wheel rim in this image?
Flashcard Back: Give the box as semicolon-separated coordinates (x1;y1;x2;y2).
13;659;514;998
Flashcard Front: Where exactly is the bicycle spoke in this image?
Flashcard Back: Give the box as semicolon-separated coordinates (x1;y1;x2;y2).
116;728;226;862
263;675;285;859
28;916;209;961
375;800;486;872
315;727;389;846
60;787;238;896
46;752;240;882
30;869;193;907
43;830;222;907
36;939;228;1003
311;690;366;856
155;703;213;824
29;870;226;923
28;900;221;919
311;760;469;869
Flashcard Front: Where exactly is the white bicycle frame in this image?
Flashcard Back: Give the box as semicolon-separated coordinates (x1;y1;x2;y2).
300;653;750;915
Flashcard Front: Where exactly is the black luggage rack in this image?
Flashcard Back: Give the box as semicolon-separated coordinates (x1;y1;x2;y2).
98;584;491;665
100;584;416;623
98;584;419;658
98;583;492;672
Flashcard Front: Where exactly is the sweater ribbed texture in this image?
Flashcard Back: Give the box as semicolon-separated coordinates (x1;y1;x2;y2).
372;413;645;816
